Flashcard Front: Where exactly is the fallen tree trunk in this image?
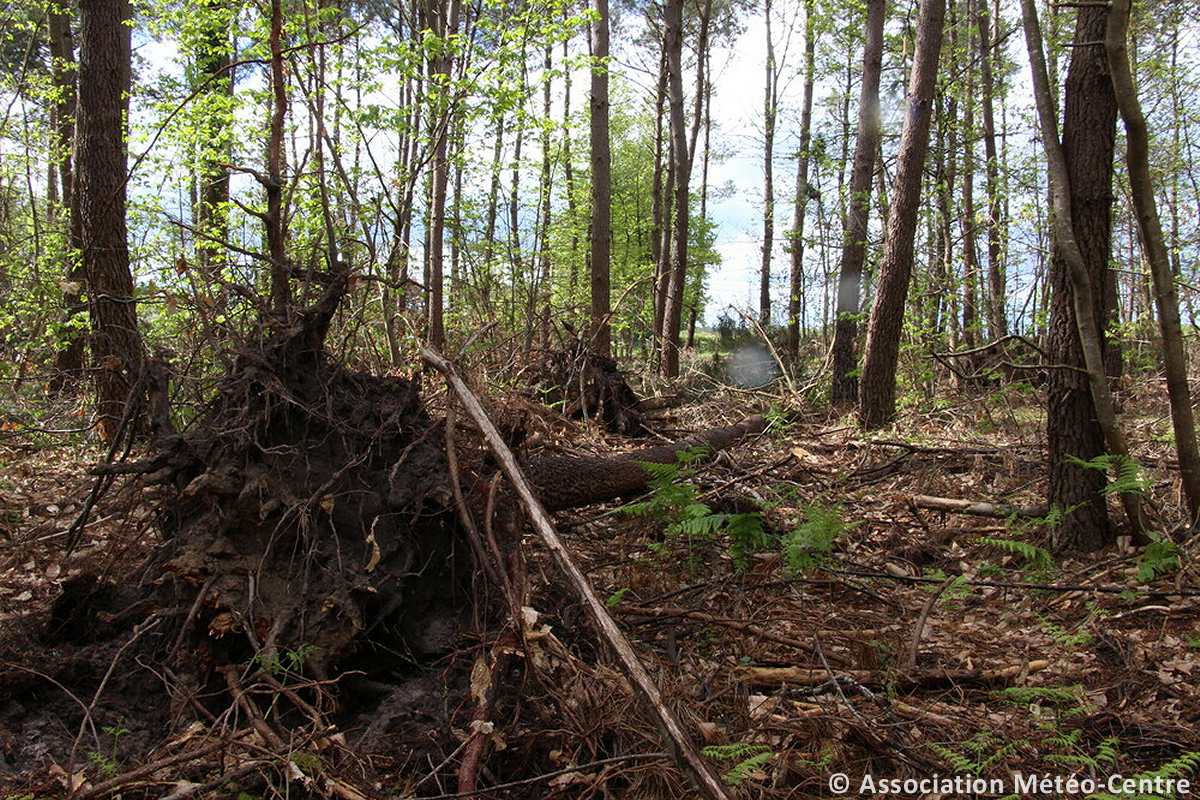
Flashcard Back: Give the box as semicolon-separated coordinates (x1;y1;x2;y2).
523;416;766;510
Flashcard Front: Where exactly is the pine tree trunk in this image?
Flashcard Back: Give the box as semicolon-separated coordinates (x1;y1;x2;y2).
659;0;689;378
829;0;885;406
1021;0;1146;549
1043;4;1119;550
977;0;1006;339
960;0;979;353
50;4;84;384
858;0;945;428
590;0;612;358
423;0;461;349
759;0;777;328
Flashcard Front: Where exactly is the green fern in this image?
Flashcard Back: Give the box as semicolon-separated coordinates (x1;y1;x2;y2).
978;536;1053;571
1094;736;1123;769
1086;750;1200;800
1045;733;1121;771
702;743;773;786
926;742;979;774
928;729;1025;775
625;449;770;570
1065;453;1152;496
994;685;1084;711
783;503;853;575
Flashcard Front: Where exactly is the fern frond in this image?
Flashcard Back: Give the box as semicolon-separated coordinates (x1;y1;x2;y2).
978;537;1053;570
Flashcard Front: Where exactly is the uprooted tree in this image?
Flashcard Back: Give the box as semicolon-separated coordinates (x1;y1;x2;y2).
37;270;763;796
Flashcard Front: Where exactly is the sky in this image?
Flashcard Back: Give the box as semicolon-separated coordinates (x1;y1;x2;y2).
704;14;800;321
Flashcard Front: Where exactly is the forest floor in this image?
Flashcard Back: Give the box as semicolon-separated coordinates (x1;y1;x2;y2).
1;364;1199;799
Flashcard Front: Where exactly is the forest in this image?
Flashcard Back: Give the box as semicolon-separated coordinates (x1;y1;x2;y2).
1;0;1200;796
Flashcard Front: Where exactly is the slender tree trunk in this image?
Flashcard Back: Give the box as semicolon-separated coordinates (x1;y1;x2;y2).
384;45;422;364
533;40;553;347
508;71;526;331
651;59;669;345
759;0;777;327
960;0;979;353
858;0;946;428
698;46;713;222
1106;0;1200;525
787;0;816;359
659;0;689;378
481;114;504;315
977;0;1006;338
590;0;612;357
77;0;142;442
933;90;958;352
562;37;579;296
50;3;84;382
195;0;232;281
1020;0;1146;549
450;125;465;307
423;0;461;349
829;0;885;406
265;0;291;315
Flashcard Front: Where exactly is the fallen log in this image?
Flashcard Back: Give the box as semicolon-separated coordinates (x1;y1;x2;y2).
523;416;766;510
911;494;1047;519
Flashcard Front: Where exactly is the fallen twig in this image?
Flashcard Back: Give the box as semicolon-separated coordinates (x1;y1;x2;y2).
421;753;670;799
831;567;1200;597
740;659;1051;691
615;603;834;661
73;730;255;799
906;576;955;670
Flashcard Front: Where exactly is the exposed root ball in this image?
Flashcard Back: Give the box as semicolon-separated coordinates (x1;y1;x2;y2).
150;333;469;680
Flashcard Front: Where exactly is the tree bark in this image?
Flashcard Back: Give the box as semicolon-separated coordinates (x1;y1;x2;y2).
829;0;885;407
1106;0;1200;526
786;0;816;358
533;41;554;348
77;0;142;442
590;0;612;358
423;0;461;350
1020;0;1146;549
650;59;668;342
977;0;1006;339
857;0;945;428
659;0;690;378
959;0;979;352
562;38;579;294
195;0;233;280
1043;3;1118;550
266;0;291;315
759;0;777;328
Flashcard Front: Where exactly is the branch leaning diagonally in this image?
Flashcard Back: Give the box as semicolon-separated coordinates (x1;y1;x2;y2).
420;344;733;800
